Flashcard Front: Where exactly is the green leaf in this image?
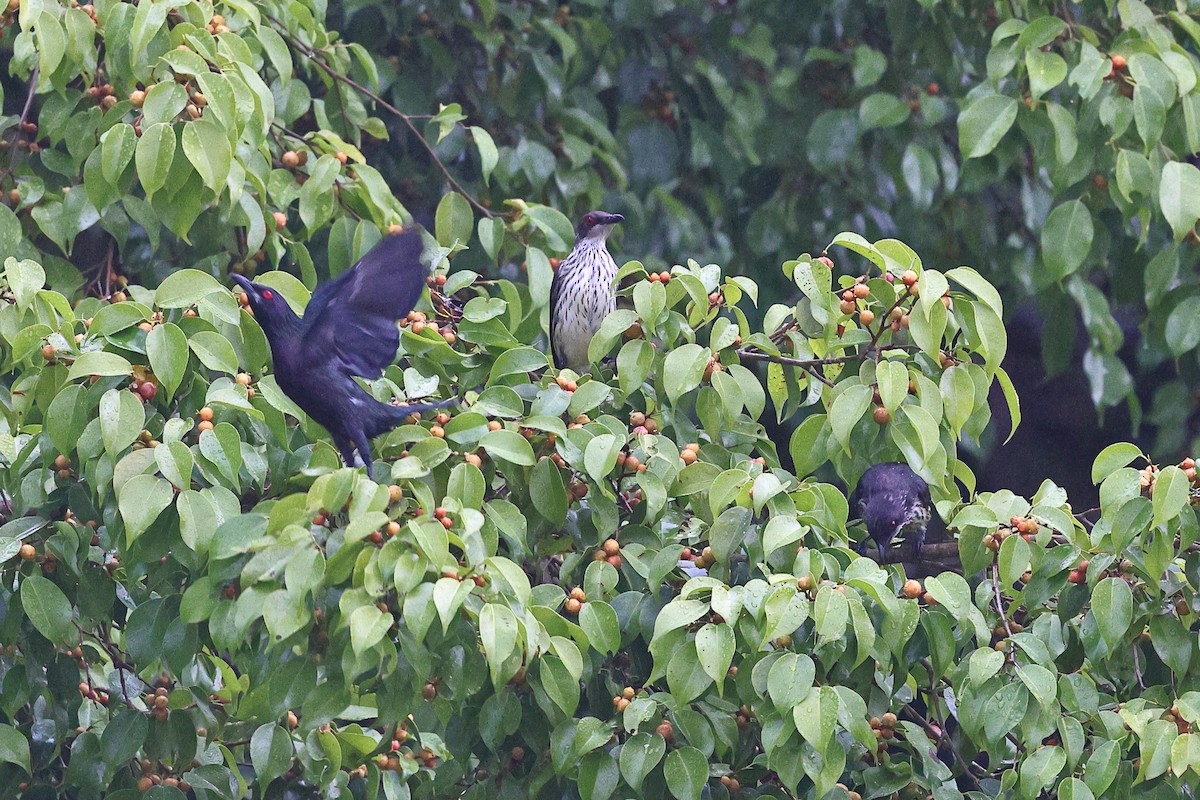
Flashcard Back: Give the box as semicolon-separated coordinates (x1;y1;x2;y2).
99;387;145;457
1041;200;1093;281
67;351;133;381
532;453;568;527
1058;777;1095;800
1091;577;1132;652
142;82;188;127
100;710;148;768
958;95;1018;159
471;127;498;184
524;204;576;252
189;331;239;374
1083;739;1119;795
579;602;620;655
1159;162;1200;241
695;623;735;688
619;733;665;792
664;746;708;800
250;724;293;786
181;119;232;195
3;258;44;310
1091;442;1142;484
135;123;176;199
830;383;872;453
20;575;75;645
435;192;473;247
349;604;391;656
1152;465;1189;527
1165;296;1200;358
876;360;909;412
1020;745;1066;797
859;93;910;130
1026;50;1067;100
767;652;816;710
0;724;31;774
100;123;136;186
46;384;91;456
480;604;520;686
1045;102;1078;164
1015;16;1066;49
578;750;620;800
480;429;536;466
155;269;225;308
663;344;709;402
118;474;174;544
146;322;189;400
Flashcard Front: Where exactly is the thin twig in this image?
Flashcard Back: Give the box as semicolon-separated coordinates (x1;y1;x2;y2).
265;16;496;219
736;349;865;369
901;703;985;789
4;66;39;176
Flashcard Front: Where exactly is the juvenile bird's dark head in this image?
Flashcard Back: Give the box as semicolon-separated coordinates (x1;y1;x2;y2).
231;274;301;337
574;211;623;243
853;462;932;560
861;493;910;550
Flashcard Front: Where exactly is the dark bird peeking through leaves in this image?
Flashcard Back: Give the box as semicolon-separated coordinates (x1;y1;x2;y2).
549;211;623;372
233;229;452;474
851;462;933;561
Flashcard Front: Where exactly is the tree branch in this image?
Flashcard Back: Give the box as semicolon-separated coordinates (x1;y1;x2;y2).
265;17;496;220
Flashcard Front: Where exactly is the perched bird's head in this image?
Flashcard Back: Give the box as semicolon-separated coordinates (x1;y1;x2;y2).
853;462;932;559
861;491;911;548
574;211;623;244
231;274;300;335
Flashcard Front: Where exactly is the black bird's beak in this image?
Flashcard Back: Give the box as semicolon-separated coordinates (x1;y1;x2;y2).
601;213;624;226
231;273;256;300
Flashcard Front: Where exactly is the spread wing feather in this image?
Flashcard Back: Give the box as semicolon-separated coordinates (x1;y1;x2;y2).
301;230;429;380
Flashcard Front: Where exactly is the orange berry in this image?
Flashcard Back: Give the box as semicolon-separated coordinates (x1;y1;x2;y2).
852;283;870;298
858;309;875;325
1111;54;1127;69
872;406;890;424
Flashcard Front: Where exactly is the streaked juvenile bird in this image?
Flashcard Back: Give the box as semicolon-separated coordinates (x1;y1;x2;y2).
851;462;932;561
549;211;624;371
233;229;451;474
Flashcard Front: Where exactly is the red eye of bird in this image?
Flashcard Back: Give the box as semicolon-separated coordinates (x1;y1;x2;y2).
586;214;596;225
261;290;274;300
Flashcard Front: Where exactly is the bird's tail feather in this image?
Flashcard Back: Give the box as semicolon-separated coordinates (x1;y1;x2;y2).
364;397;456;439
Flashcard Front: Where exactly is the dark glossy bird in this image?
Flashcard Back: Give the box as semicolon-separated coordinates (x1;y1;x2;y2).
549;211;623;371
851;462;932;561
232;229;451;474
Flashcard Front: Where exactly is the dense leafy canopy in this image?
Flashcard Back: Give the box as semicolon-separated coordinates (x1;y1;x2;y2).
0;2;1199;800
